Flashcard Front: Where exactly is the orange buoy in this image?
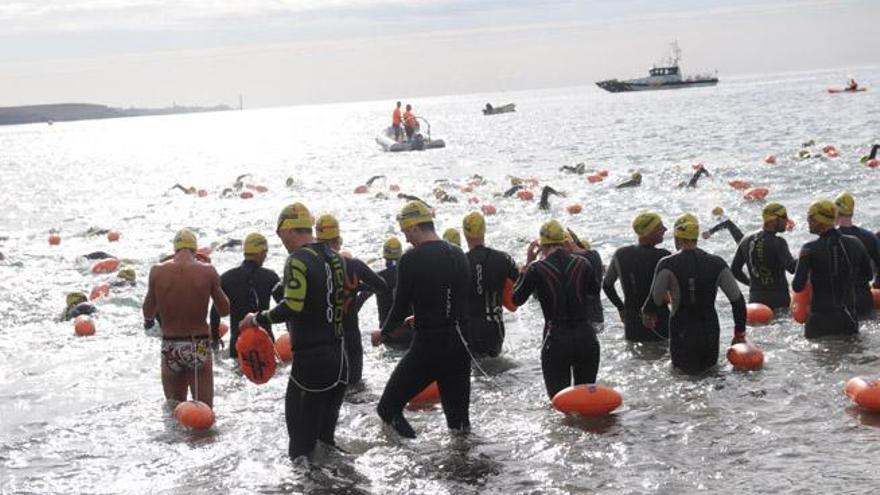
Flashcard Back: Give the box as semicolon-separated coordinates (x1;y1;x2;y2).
871;288;880;310
107;230;121;242
727;343;764;370
791;283;812;323
236;320;277;384
481;204;497;216
587;174;603;183
48;234;61;246
597;169;609;177
197;189;208;197
255;185;268;193
91;258;120;274
826;149;839;158
218;322;229;337
275;333;292;362
728;180;751;190
764;155;777;164
867;159;880;169
468;197;480;204
551;384;622;416
743;187;769;201
174;400;215;430
239;191;254;199
822;144;837;153
746;303;773;325
354;185;369;194
407;382;440;409
74;315;96;336
389;184;400;192
89;283;111;301
516;189;534;201
845;376;872;400
854;380;880;412
566;203;583;215
461;185;473;193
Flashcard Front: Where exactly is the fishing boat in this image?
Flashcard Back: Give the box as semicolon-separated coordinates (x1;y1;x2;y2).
376;117;445;152
596;42;718;93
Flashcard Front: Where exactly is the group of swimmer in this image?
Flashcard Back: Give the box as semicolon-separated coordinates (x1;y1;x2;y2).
133;180;880;461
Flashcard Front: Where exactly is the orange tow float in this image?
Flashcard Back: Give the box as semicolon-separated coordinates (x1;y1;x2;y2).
727;343;764;370
174;400;215;430
551;384;622;416
845;377;880;412
236;319;277;384
746;303;773;325
74;315;96;336
407;382;440;410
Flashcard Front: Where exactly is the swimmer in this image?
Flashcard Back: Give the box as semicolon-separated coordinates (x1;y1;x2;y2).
373;200;471;439
834;193;880;316
560;163;586;175
242;203;348;459
603;213;671;341
433;188;458;203
462;211;519;358
366;175;386;187
214;239;243;251
357;238;413;348
396;193;432;209
703;207;744;243
642;214;747;374
111;268;137;287
730;203;796;310
170;184;197;195
683;165;710;188
81;251;115;260
232;174;251;190
60;291;97;321
142;228;230;408
513;220;602;398
209;233;281;358
539;186;565;210
616;171;642;189
502;184;525;197
443;228;461;247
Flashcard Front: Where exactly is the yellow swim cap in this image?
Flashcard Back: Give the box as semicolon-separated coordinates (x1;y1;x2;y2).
762;203;788;222
383;237;402;260
397;201;433;229
834;192;854;216
673;213;699;240
443;228;461;247
66;291;87;308
539;219;566;245
711;207;724;217
632;212;662;237
315;214;340;240
173;228;198;251
808;199;837;225
243;233;268;254
462;211;486;239
277;203;313;231
116;268;136;283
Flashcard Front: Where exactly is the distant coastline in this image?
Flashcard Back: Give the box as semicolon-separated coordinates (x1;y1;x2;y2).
0;103;232;126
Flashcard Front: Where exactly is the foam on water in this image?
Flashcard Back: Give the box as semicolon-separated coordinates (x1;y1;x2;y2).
2;67;880;493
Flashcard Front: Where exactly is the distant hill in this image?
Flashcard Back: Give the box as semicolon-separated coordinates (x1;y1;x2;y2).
0;103;232;126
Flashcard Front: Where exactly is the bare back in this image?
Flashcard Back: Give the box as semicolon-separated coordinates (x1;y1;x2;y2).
143;251;230;338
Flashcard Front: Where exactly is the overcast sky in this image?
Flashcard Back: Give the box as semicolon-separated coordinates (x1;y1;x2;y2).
0;0;877;108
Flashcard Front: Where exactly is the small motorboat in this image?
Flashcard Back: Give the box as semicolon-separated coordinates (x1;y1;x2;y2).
483;103;516;115
376;117;445;152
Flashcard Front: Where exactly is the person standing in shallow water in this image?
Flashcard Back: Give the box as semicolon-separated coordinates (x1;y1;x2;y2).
143;229;230;408
240;203;348;460
512;219;601;399
792;200;871;338
730;203;796;310
642;214;748;374
372;200;471;439
357;237;413;348
833;192;880;317
603;212;671;342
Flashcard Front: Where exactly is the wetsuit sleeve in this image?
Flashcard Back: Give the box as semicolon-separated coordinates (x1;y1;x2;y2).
355;259;390;295
271;279;283;303
642;262;671;314
778;237;797;274
504;252;519;281
380;255;414;338
602;254;625;311
259;255;308;327
453;251;471;329
791;244;811;293
512;264;538;306
210;266;230;318
717;267;747;333
708;219;744;243
730;238;750;286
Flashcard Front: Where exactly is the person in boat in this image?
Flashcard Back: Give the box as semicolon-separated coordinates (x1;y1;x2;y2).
848;78;859;91
729;203;797;310
392;101;402;141
485;103;493;113
403;104;419;140
834;193;880;317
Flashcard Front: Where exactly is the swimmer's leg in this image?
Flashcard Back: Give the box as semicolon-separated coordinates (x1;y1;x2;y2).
541;330;575;399
187;353;214;407
571;326;600;386
317;384;346;447
286;380;321;459
377;349;432;437
436;341;471;431
161;359;189;403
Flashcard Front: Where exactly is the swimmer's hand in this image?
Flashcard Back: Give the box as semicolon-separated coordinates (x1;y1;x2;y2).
371;330;384;347
731;331;746;345
701;232;712;240
239;312;257;329
404;315;415;328
526;240;541;265
143;318;156;330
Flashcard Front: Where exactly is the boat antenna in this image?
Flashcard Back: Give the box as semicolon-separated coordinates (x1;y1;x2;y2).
670;40;681;66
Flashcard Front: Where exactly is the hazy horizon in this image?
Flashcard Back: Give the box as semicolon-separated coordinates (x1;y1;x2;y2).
1;0;878;109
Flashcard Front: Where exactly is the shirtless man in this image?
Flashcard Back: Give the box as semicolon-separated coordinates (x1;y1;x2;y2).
143;228;229;407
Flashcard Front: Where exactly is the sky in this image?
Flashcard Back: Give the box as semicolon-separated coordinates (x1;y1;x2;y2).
0;0;877;108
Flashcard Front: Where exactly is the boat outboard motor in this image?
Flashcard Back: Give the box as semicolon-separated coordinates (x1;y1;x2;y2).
412;133;425;151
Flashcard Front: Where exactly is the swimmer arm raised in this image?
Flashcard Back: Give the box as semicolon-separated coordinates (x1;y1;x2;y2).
717;267;747;342
730;240;751;285
601;255;625;312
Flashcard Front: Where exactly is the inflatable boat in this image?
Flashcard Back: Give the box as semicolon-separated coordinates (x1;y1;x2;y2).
376;117;445;152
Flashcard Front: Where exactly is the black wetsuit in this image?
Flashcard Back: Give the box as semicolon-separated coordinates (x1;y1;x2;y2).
254;242;347;459
341;256;389;385
465;245;518;357
575;250;605;327
63;302;97;320
357;263;413;348
643;248;746;374
730;230;796;310
686;167;710;188
210;260;280;358
706;218;744;243
377;240;471;433
603;244;672;341
513;249;601;398
838;225;880;316
792;229;870;338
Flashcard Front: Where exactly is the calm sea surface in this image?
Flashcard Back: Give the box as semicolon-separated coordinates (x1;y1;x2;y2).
2;67;879;494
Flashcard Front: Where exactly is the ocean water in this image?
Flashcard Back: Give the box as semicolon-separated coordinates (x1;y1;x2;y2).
1;67;880;494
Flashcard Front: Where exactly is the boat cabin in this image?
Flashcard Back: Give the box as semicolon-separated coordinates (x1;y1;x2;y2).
649;66;679;77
